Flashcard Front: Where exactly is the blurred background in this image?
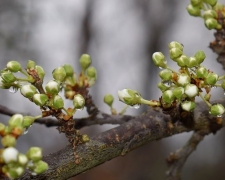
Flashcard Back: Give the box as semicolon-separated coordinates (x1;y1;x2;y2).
0;0;225;179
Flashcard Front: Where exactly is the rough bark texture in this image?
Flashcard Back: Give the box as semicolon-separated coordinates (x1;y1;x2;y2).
18;100;224;180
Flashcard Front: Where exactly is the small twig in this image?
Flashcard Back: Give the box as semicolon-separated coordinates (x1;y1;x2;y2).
166;131;207;180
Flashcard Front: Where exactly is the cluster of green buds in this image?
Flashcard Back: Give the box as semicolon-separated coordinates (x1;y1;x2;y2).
0;114;47;179
187;0;222;30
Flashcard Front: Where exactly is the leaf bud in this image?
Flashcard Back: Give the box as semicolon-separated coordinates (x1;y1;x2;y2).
52;66;66;82
162;90;175;104
159;69;172;81
1;135;16;147
187;57;198;68
172;87;184;100
104;94;114;107
2;147;18;163
80;54;91;71
194;50;205;64
168;41;183;51
118;89;142;106
209;104;225;116
18;153;28;166
152;52;167;68
169;48;183;61
33;160;48;174
27;60;36;69
176;54;188;67
73;94;85;109
204;72;218;85
63;64;74;77
8;114;24;129
20;85;37;98
196;66;208;78
23;116;36;128
27;147;42;162
181;101;196;112
45;80;60;95
6;61;22;72
35;65;45;81
1;71;16;83
33;94;49;106
177;74;191;86
53;95;64;109
204;18;218;30
186;4;201;16
184;84;199;98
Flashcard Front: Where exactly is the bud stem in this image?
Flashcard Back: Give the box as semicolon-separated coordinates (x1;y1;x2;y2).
199;92;212;107
166;67;180;74
20;70;29;78
140;98;161;107
218;75;225;81
119;105;128;115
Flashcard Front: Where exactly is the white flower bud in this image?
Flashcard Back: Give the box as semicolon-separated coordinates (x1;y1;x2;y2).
184;84;199;98
45;80;60;95
2;147;19;163
20;85;37;98
177;74;190;86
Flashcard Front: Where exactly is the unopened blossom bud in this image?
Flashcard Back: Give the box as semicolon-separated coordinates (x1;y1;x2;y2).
2;147;18;163
87;67;97;79
0;123;5;133
187;4;201;16
196;66;208;78
53;95;64;109
169;48;183;61
33;160;48;174
18;153;28;166
6;61;22;72
203;10;217;19
187;57;198;68
8;114;24;129
162;90;174;104
152;52;167;68
176;54;188;67
173;87;184;100
65;76;76;86
52;66;66;82
73;94;85;109
63;64;74;77
104;94;114;107
157;82;169;92
168;41;183;51
194;50;205;64
204;72;218;85
20;85;37;98
80;54;91;71
184;84;199;98
181;101;196;112
159;69;172;81
35;65;45;81
118;89;142;106
205;18;218;30
191;0;202;6
207;0;217;6
1;135;16;147
7;166;24;179
1;71;16;83
209;104;225;116
33;94;49;106
27;147;42;162
23;116;36;128
177;74;191;86
27;60;36;69
45;80;60;95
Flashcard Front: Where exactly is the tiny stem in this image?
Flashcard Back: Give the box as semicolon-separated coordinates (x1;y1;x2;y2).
199;92;212;108
20;70;29;78
166;67;180;74
215;83;221;87
119;105;128;115
16;77;31;82
62;107;71;115
218;75;225;81
34;115;42;120
183;67;191;77
140;98;161;107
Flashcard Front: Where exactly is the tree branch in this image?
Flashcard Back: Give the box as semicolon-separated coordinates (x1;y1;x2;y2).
18;99;225;180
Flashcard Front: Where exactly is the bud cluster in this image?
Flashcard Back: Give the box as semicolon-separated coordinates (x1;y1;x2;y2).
186;0;222;30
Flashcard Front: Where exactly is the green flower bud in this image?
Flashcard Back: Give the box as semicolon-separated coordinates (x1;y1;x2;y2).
1;71;16;83
181;101;196;112
80;54;91;71
187;4;201;16
176;54;188;67
6;166;24;179
196;66;208;78
162;90;175;104
168;41;183;51
8;114;24;129
203;10;217;19
20;85;37;98
159;69;172;81
2;147;18;163
169;48;183;61
33;160;48;174
104;94;114;107
177;74;191;86
152;52;167;68
63;64;74;77
173;87;184;100
209;104;225;116
204;72;218;85
207;0;217;6
157;82;169;92
191;0;202;6
184;84;199;98
87;67;97;79
35;65;45;81
118;89;142;106
23;116;36;128
53;95;64;109
6;61;22;72
205;18;218;30
65;76;76;86
18;153;28;166
52;66;66;82
73;94;85;109
27;60;36;69
194;50;205;64
33;94;49;106
27;147;42;162
0;123;5;133
187;57;198;68
221;80;225;90
1;135;16;147
45;80;60;95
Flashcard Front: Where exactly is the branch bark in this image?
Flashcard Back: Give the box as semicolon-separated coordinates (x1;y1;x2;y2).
18;100;225;180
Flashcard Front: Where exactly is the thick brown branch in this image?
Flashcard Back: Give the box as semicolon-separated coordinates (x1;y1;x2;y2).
18;100;225;180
